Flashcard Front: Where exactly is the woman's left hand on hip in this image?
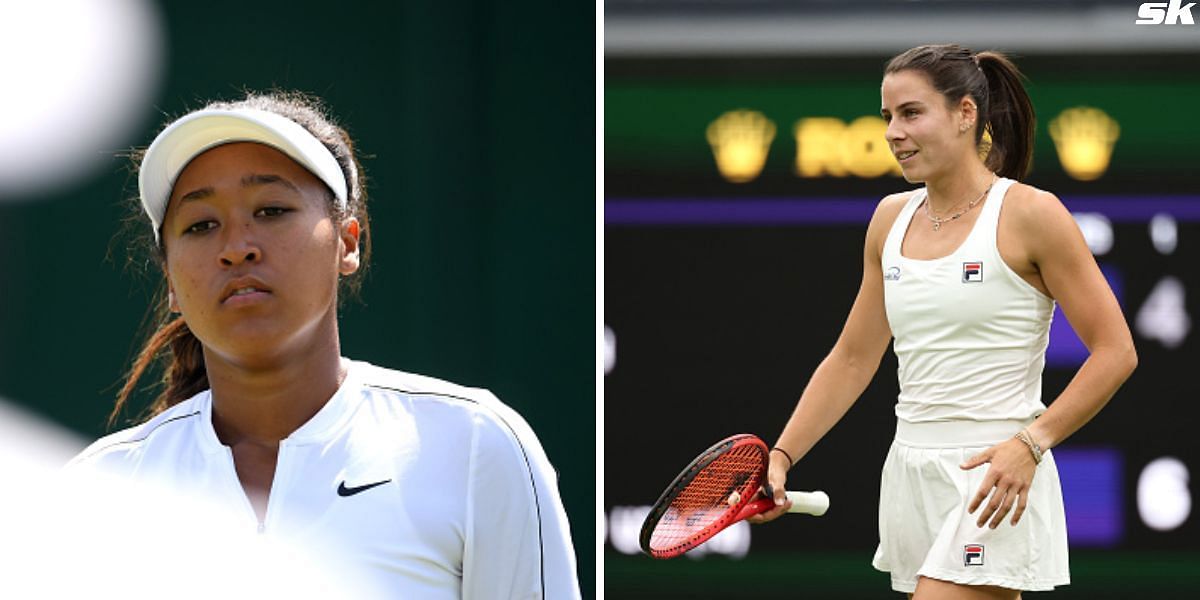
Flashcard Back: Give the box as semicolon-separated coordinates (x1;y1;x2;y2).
960;438;1038;528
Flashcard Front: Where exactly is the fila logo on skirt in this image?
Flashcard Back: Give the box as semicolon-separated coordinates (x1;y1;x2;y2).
962;261;983;283
964;544;985;566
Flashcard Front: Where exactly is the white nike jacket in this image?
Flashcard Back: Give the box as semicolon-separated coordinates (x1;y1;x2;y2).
67;359;581;600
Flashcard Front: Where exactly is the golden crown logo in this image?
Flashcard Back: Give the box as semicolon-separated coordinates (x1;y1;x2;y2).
706;110;776;183
1048;107;1120;181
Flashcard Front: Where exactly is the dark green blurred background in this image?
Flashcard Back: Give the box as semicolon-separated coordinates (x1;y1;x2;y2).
0;1;594;596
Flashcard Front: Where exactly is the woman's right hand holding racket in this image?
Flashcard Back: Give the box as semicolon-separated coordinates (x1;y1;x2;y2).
746;450;794;524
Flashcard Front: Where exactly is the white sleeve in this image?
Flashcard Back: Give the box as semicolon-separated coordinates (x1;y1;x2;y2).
462;401;580;600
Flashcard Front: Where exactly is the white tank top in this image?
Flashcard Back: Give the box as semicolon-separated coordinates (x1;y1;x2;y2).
881;177;1055;423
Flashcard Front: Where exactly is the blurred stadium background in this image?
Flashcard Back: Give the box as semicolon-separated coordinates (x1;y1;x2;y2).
0;0;594;596
605;1;1198;598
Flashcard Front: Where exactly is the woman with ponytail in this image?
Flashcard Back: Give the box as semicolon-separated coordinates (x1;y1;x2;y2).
69;91;580;599
752;45;1135;598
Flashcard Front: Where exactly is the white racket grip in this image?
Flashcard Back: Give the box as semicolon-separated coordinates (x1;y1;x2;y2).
785;491;829;516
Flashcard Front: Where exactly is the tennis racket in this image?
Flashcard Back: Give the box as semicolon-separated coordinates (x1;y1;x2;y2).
639;433;829;559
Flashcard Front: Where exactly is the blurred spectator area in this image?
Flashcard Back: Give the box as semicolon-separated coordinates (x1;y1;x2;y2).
607;0;1199;56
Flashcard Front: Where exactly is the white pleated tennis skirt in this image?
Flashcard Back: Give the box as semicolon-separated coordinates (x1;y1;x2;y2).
871;419;1070;593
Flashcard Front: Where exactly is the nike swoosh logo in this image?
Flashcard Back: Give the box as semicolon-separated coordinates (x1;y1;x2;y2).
337;479;392;497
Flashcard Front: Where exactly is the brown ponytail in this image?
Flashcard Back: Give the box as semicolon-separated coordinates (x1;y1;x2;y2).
109;314;208;427
110;90;371;428
974;51;1035;180
885;44;1036;180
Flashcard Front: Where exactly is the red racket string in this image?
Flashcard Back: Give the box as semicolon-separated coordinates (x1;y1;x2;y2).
646;442;766;551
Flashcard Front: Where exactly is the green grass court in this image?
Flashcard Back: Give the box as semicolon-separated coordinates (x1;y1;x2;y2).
606;550;1200;598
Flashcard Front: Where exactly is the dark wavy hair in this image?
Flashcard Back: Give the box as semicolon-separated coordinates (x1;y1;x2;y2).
885;44;1036;179
109;90;371;427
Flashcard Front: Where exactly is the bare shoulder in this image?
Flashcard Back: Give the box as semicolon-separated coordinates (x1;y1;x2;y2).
1002;182;1085;265
1003;181;1073;228
865;189;919;253
876;189;918;219
870;189;919;230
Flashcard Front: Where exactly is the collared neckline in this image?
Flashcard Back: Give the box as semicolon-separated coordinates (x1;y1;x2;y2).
195;357;363;451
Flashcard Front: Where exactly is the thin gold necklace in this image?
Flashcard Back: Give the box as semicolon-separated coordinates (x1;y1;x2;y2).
924;174;997;231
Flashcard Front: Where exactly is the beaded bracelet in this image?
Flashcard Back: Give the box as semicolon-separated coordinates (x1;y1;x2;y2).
1014;429;1043;464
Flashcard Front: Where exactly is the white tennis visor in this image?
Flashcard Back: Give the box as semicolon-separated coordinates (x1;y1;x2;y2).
138;107;348;242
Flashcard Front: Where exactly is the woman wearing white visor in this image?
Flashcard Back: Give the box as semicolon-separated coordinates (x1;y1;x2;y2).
69;92;580;600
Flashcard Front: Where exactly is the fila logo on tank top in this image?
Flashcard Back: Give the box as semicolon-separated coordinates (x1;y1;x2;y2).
880;178;1057;423
962;262;982;283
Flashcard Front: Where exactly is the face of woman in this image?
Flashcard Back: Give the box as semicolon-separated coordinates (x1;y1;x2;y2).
880;69;974;184
160;142;359;365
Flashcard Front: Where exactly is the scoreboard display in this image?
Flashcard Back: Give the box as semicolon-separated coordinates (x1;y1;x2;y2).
604;54;1200;580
